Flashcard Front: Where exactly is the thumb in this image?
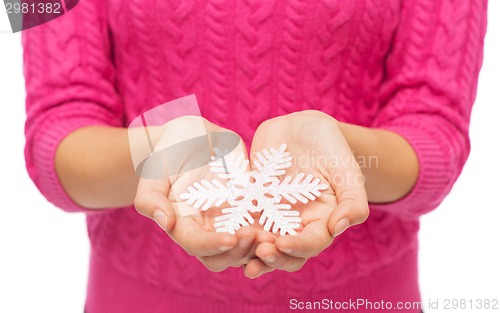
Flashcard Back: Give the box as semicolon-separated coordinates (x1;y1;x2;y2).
135;178;176;232
327;196;369;237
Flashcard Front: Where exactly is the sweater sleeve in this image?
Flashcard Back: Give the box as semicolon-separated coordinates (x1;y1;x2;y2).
23;0;123;213
369;0;487;219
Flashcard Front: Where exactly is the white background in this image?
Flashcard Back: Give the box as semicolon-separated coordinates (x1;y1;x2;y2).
0;3;499;313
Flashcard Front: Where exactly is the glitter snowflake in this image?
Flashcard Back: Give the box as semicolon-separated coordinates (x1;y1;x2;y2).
179;144;329;236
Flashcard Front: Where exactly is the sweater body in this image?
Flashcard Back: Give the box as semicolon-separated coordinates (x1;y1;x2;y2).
22;0;487;312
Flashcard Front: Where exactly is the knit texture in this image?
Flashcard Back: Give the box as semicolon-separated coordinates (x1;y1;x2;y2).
22;0;487;312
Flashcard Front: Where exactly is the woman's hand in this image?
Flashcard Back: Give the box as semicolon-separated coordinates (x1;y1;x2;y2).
244;110;369;278
134;116;275;272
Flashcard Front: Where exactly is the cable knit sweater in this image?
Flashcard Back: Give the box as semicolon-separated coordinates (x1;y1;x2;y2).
22;1;487;312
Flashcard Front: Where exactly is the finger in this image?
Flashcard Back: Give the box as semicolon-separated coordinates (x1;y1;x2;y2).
275;219;332;259
327;194;369;237
255;242;306;272
200;227;257;271
232;227;261;264
243;258;275;279
255;228;277;244
135;178;176;231
170;216;237;257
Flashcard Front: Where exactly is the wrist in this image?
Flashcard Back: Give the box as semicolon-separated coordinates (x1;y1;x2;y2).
337;122;419;203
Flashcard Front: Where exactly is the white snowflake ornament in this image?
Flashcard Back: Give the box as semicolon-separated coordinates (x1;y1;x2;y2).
179;144;329;236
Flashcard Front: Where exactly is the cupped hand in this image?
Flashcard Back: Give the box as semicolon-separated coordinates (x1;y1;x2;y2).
244;110;369;278
134;116;275;272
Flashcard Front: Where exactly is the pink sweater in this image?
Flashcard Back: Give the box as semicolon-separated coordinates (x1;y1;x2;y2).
23;1;487;312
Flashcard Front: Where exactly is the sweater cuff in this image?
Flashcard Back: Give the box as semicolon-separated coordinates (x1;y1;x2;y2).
368;117;459;219
26;116;115;214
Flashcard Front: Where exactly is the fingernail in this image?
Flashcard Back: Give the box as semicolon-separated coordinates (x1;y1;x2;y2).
218;245;232;252
334;218;350;236
153;210;167;230
238;237;252;249
265;254;277;263
280;248;293;254
255;270;265;279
